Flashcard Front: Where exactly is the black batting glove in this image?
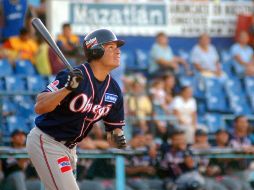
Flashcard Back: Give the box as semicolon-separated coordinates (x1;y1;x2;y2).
65;69;84;91
112;130;127;149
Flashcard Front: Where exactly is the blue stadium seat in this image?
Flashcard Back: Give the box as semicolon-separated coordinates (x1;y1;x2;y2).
244;76;254;96
221;60;233;77
6;116;30;135
177;49;190;62
15;60;36;75
224;77;252;114
227;93;252;115
5;76;27;92
203;78;228;112
204;77;224;95
205;93;227;112
0;77;6;92
2;98;17;116
13;95;34;104
178;75;194;87
16;101;34;118
220;49;231;63
121;51;136;71
0;59;13;76
135;49;149;70
47;75;56;84
204;113;223;133
26;75;47;92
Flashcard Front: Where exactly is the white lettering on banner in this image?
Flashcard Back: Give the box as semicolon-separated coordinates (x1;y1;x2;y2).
168;2;254;37
49;1;254;37
70;4;165;26
69;93;112;120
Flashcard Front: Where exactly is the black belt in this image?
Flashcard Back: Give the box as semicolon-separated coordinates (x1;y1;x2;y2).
56;139;77;149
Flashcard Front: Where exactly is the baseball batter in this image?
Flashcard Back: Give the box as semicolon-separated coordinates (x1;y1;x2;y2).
26;29;127;190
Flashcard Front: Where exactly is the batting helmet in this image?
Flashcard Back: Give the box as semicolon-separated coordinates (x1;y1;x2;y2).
83;29;125;61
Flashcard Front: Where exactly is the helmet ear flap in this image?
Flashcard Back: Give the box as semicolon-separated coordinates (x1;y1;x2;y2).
90;44;104;59
84;44;104;61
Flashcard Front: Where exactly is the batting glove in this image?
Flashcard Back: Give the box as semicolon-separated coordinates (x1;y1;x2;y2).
65;69;84;91
111;130;127;149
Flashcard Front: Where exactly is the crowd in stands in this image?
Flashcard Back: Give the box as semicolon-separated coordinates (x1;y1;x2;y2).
2;0;254;190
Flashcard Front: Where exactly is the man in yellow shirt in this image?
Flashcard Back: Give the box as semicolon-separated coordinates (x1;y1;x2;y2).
57;23;80;57
3;28;38;64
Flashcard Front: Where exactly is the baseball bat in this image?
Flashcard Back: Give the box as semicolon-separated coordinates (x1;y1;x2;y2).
31;18;74;72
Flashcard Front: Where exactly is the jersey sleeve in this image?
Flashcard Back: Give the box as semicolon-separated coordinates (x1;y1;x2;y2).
103;93;125;132
45;70;68;92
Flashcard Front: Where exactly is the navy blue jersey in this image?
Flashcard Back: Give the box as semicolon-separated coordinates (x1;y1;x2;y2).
35;63;125;144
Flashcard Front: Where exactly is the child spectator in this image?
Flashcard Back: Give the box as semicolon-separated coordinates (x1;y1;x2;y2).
172;86;197;144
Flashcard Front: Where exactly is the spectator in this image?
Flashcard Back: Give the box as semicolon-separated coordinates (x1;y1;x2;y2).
163;72;176;114
86;158;133;190
126;74;152;134
3;28;38;64
149;32;188;77
214;128;230;147
34;34;52;75
125;143;164;190
172;86;197;144
158;128;224;190
205;129;252;190
78;123;110;150
129;133;154;149
0;129;29;190
229;115;254;153
225;115;254;189
231;31;254;77
57;23;80;58
192;128;210;149
0;0;28;41
29;0;46;26
191;33;224;79
149;77;169;135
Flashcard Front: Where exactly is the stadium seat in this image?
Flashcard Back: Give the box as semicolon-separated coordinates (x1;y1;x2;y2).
135;49;149;70
16;101;34;118
6;116;30;135
5;76;27;92
224;77;242;96
202;77;228;112
205;93;227;112
204;113;224;133
2;98;17;116
244;76;254;96
0;77;6;92
204;77;224;95
220;49;231;63
47;75;56;84
177;49;190;62
227;94;252;115
26;75;47;92
0;59;13;76
178;75;194;87
15;60;36;75
121;51;136;72
221;60;234;77
13;95;34;104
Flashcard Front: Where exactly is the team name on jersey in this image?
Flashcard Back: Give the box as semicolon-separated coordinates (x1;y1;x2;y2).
69;93;112;120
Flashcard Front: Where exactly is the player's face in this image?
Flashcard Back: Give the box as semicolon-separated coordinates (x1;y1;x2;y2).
102;42;121;69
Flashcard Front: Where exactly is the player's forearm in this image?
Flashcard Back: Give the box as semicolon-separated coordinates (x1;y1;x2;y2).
34;88;71;114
